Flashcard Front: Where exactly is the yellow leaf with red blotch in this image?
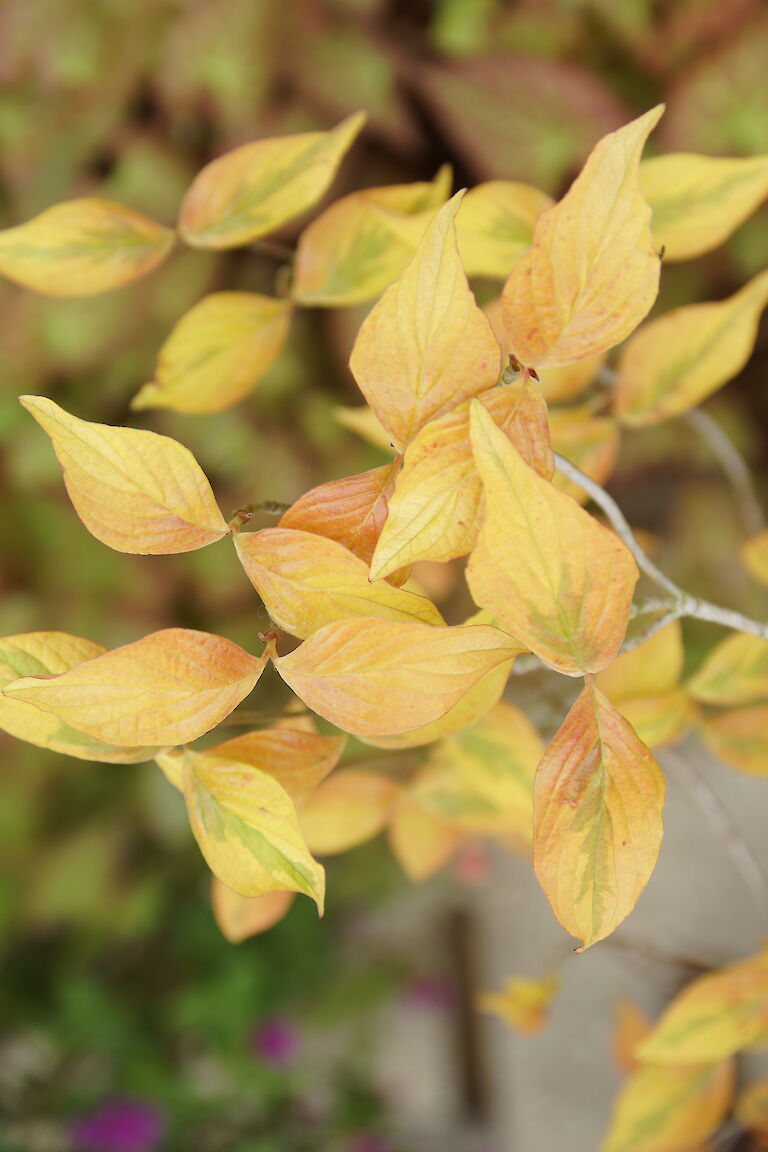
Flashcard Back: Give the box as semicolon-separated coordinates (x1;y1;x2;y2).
182;749;324;911
388;797;463;881
548;406;620;505
0;632;158;763
20;396;228;554
735;1078;768;1138
478;973;560;1035
467;402;637;675
743;532;768;586
501;107;663;369
273;618;521;738
455;181;553;278
298;769;401;855
211;881;295;944
280;461;401;569
600;1059;734;1152
613;999;653;1075
178;112;365;249
234;528;443;638
637;947;768;1063
132;292;292;414
701;705;768;777
292;168;451;305
363;657;515;750
534;687;665;950
3;629;266;747
688;633;768;706
334;406;393;452
206;726;346;799
596;622;690;747
369;376;553;579
615;270;768;426
641;152;768;261
0;199;174;296
349;192;501;451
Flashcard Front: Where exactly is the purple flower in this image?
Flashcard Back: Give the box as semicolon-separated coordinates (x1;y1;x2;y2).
347;1136;390;1152
251;1018;299;1066
70;1098;165;1152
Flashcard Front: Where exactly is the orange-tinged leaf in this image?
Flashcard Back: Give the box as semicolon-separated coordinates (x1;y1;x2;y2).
743;532;768;587
298;769;401;855
613;999;653;1075
534;687;665;950
455;181;553;278
735;1078;768;1138
178;112;365;249
615;271;768;426
211;880;295;944
501;106;664;368
537;351;608;404
599;1059;734;1152
20;396;228;554
349;192;501;451
640;152;768;261
701;705;768;777
0;633;158;763
637;948;768;1064
132;292;292;414
0;199;174;297
279;461;401;568
467;402;637;675
688;633;768;706
478;973;560;1035
548;406;620;505
234;527;444;638
388;798;463;881
292;169;451;305
182;749;324;910
205;726;346;799
273;618;521;738
369;377;553;578
3;629;266;747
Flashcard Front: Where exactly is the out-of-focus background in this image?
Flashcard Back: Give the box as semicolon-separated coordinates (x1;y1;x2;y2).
2;2;768;1150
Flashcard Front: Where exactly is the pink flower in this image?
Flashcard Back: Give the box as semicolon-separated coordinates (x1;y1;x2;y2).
251;1018;299;1066
69;1098;165;1152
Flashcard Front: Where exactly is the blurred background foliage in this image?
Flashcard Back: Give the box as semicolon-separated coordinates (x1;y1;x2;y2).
2;1;768;1149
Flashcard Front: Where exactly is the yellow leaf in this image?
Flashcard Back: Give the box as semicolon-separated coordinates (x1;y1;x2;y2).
467;402;637;675
211;880;295;944
455;181;553;278
637;948;768;1063
292;169;451;305
206;726;346;799
701;705;768;777
182;749;324;911
234;527;444;638
273;617;521;738
280;461;401;569
743;532;768;586
615;270;768;426
0;632;158;763
297;769;401;855
534;686;665;950
369;376;553;579
548;406;620;505
334;405;394;452
349;192;501;451
478;973;560;1035
0;199;174;297
3;628;267;746
387;797;463;881
600;1059;734;1152
735;1077;768;1138
613;999;653;1075
596;622;690;747
132;292;292;414
641;152;768;261
178;112;365;249
612;692;692;751
688;632;768;705
20;396;228;554
501;106;664;368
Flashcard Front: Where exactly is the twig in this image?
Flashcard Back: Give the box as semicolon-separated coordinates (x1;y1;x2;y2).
665;747;768;938
682;407;765;537
600;932;715;972
554;452;768;641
